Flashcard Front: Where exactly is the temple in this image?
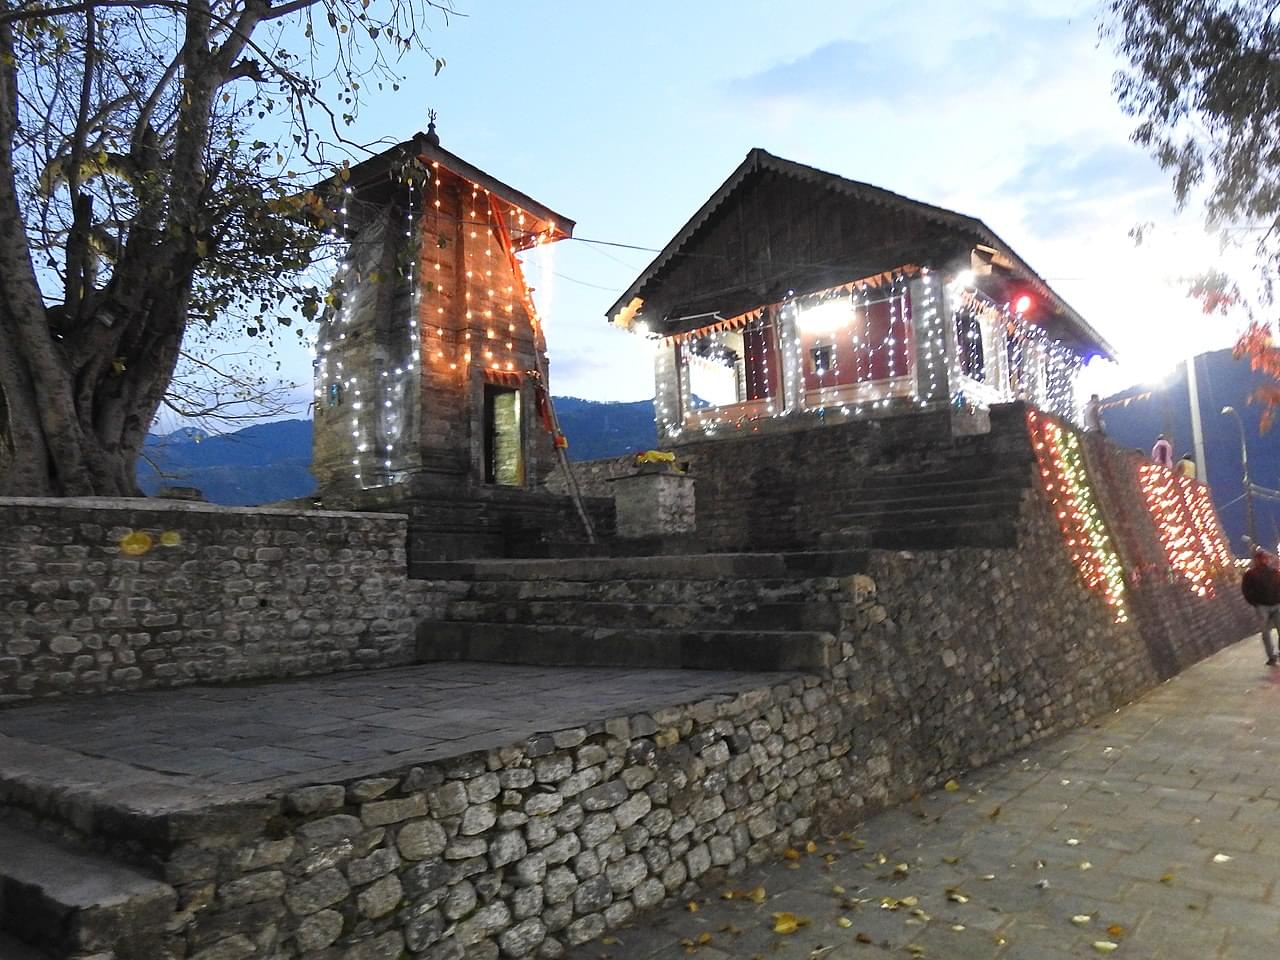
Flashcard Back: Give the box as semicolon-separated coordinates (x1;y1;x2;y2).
310;123;606;558
607;149;1114;442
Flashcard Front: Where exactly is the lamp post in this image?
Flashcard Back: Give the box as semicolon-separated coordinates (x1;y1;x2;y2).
1222;405;1256;545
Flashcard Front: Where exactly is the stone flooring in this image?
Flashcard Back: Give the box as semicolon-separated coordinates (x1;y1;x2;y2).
566;637;1280;960
0;663;794;793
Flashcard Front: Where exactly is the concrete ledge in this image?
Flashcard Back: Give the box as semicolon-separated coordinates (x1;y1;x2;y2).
0;495;407;522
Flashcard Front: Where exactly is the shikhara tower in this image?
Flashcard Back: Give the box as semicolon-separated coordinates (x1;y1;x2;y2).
311;125;586;558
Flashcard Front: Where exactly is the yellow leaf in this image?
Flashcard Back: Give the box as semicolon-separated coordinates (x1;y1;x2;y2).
900;896;919;907
951;924;966;932
784;848;801;861
805;840;818;854
1159;873;1175;884
601;937;619;945
1107;924;1125;938
837;916;852;928
159;530;182;547
832;885;846;895
696;933;712;945
894;863;910;875
686;901;699;912
942;855;960;864
944;779;960;791
748;886;767;904
721;890;735;900
1092;941;1119;953
906;945;925;956
947;891;969;904
119;531;152;556
772;913;799;935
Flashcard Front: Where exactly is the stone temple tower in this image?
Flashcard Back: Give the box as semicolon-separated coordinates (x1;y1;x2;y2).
311;124;593;558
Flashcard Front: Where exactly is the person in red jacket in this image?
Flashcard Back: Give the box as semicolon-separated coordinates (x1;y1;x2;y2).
1241;545;1280;666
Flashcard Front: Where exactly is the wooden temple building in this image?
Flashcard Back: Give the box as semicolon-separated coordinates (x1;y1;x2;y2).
310;125;608;558
607;149;1115;444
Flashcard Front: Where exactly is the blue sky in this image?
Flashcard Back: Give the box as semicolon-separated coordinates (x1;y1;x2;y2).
249;0;1252;417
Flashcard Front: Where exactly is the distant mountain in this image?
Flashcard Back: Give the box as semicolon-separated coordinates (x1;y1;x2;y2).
138;398;657;506
139;419;316;506
140;358;1280;554
1099;348;1280;553
552;397;657;461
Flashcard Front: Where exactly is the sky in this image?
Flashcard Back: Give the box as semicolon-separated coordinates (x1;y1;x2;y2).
240;0;1258;420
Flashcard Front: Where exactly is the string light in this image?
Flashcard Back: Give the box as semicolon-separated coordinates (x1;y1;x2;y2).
1138;466;1235;597
1028;409;1129;622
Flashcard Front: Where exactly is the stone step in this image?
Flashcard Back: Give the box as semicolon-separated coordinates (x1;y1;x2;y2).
411;550;871;584
442;598;842;633
857;471;1030;496
416;622;838;673
868;519;1021;550
0;822;176;959
0;933;45;960
834;490;1025;518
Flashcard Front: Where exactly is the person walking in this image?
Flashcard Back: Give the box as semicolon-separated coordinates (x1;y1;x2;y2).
1175;453;1196;479
1084;394;1105;434
1151;434;1174;469
1241;545;1280;666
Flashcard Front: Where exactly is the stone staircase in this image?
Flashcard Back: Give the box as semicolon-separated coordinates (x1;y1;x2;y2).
0;822;177;960
414;550;870;673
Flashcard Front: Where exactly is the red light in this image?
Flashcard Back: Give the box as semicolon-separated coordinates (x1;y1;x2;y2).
1014;294;1033;314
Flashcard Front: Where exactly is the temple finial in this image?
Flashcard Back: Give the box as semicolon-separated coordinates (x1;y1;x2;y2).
424;109;440;147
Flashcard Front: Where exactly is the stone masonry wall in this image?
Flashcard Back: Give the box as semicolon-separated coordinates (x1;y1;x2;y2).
64;448;1251;960
0;498;419;701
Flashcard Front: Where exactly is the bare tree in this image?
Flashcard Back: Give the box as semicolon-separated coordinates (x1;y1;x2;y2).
0;0;450;495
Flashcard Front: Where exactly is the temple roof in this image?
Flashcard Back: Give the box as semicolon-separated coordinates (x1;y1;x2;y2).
606;149;1114;359
331;129;575;244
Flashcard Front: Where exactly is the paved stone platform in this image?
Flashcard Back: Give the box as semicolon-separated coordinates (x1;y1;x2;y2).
566;637;1280;960
0;663;794;800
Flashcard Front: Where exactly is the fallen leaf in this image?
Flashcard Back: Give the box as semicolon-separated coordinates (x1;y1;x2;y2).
837;917;853;928
946;891;970;904
771;912;809;934
721;890;735;900
602;936;620;945
1212;853;1233;863
944;779;960;791
894;863;910;875
718;924;741;935
951;924;966;932
1092;941;1119;953
1080;861;1093;871
784;848;802;861
832;885;846;895
906;945;925;955
696;933;712;945
1071;915;1092;925
1067;838;1081;846
856;932;874;944
748;887;767;904
900;896;919;907
806;840;819;854
1107;924;1125;938
1159;873;1175;885
686;901;699;912
979;874;996;881
988;806;1002;820
942;855;960;864
847;838;867;851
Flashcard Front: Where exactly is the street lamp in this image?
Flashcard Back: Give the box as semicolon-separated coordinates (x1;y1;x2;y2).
1222;405;1257;545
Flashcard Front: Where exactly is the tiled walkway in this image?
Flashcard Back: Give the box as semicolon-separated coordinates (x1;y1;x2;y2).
567;638;1280;960
0;663;793;789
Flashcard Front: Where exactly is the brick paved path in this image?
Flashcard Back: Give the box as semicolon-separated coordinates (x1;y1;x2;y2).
567;638;1280;960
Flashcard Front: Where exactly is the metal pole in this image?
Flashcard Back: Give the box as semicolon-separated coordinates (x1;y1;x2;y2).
1223;405;1256;544
1186;353;1207;483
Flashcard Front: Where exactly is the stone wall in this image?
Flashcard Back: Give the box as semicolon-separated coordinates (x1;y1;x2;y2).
543;455;638;500
0;498;420;701
45;470;1250;960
